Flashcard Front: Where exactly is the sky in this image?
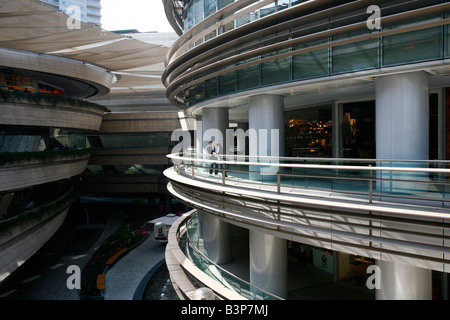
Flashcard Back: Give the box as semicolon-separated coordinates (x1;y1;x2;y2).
101;0;174;33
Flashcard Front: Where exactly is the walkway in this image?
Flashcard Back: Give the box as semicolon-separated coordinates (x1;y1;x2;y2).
0;207;167;300
103;235;167;300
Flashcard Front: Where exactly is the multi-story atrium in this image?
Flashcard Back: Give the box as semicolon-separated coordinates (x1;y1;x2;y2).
162;0;450;300
0;0;180;290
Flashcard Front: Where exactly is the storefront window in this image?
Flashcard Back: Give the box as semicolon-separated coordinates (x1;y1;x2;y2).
285;105;332;157
341;101;375;159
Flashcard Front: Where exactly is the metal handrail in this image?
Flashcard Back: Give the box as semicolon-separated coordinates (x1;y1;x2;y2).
181;213;284;300
167;152;450;206
168;152;450;170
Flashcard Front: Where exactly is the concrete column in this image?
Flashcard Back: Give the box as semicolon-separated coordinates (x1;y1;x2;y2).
375;71;432;300
249;230;287;299
202;107;229;152
375;71;429;193
375;260;432;300
376;71;429;160
200;107;231;264
248;94;284;180
247;94;287;298
203;213;231;264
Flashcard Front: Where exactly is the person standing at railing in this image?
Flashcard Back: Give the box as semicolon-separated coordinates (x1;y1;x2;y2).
213;142;227;177
204;140;216;175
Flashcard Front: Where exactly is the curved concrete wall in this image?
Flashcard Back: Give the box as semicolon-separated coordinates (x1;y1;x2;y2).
164;168;450;273
0;101;104;131
0;204;70;283
0;154;90;192
0;48;113;98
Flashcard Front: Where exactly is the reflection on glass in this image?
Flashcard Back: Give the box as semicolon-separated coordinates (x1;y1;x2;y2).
278;0;289;11
261;49;290;85
383;26;442;66
0;128;86;152
205;77;218;100
219;71;236;95
89;133;170;149
237;57;260;90
332;31;378;73
285;105;332;157
293;39;329;79
204;0;217;18
218;0;233;9
342;101;375;159
260;3;275;17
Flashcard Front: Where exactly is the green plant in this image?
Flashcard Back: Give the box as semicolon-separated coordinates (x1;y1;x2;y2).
80;219;151;297
0;190;75;236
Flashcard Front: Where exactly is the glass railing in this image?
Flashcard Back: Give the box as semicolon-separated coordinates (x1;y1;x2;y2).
168;152;450;206
183;213;283;300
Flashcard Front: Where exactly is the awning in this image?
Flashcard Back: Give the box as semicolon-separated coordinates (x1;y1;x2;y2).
0;0;173;93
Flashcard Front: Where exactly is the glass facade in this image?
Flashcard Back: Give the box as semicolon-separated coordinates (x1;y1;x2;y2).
0;127;87;152
183;0;302;32
178;1;450;109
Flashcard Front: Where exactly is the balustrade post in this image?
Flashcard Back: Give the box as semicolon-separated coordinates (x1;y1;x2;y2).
277;166;280;194
369;164;373;204
222;162;225;185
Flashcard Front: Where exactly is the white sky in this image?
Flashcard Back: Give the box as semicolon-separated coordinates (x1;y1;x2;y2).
101;0;174;33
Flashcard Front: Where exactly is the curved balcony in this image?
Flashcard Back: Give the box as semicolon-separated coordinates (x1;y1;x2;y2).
0;48;113;98
0;91;107;132
0;149;92;192
166;209;283;300
162;1;450;109
0;188;74;282
164;153;450;273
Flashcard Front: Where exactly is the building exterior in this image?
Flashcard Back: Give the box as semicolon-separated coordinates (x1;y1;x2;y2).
162;0;450;300
40;0;102;25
